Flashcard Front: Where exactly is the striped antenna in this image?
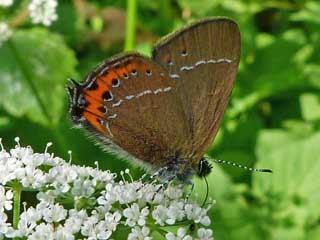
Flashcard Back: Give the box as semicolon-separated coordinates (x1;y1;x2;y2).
209;158;272;173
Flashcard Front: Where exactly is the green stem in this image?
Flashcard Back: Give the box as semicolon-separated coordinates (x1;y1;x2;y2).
13;184;22;229
124;0;137;51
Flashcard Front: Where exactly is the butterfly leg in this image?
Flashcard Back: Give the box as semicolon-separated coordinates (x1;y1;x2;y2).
136;166;169;192
184;180;194;204
152;174;176;201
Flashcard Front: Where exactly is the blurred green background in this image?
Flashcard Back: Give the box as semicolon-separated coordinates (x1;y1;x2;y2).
1;0;320;239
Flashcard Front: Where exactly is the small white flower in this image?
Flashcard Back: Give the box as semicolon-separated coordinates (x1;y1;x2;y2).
196;228;213;240
185;204;211;226
16;166;46;188
123;203;149;227
20;206;42;223
81;215;99;237
165;185;183;200
152;205;168;226
54;225;75;240
28;0;58;26
0;185;13;211
166;201;185;224
71;178;95;197
115;182;140;204
41;203;67;223
0;212;12;236
93;221;112;239
28;223;54;240
0;23;12;47
64;209;88;234
17;206;42;236
166;227;193;240
128;226;151;240
10;146;33;160
104;211;121;232
0;0;13;7
81;214;114;239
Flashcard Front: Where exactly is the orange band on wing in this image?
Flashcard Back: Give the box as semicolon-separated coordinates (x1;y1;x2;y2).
83;110;108;136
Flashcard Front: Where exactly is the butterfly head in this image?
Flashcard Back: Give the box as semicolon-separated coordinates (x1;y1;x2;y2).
67;78;87;126
197;158;212;178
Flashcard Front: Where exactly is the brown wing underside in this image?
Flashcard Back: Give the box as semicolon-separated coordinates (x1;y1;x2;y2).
71;53;192;165
69;17;240;168
152;17;241;161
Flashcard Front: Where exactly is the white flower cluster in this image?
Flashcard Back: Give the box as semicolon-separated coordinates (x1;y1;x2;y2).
0;138;213;239
28;0;58;26
0;0;13;7
0;0;12;7
0;0;59;47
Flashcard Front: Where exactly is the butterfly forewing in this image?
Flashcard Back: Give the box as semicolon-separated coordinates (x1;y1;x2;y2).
69;53;192;166
152;18;241;161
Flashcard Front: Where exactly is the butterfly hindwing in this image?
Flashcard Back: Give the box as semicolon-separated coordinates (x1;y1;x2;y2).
152;18;241;161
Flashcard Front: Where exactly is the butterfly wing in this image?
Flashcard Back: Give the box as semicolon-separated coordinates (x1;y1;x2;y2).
152;17;241;161
68;53;192;168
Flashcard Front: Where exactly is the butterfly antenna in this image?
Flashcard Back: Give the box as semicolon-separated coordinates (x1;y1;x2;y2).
212;158;272;173
201;176;209;207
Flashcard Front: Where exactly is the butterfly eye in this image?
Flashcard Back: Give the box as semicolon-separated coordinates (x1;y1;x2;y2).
77;94;88;107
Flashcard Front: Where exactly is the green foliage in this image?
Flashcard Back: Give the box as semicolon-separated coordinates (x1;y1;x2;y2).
1;0;320;239
0;29;77;126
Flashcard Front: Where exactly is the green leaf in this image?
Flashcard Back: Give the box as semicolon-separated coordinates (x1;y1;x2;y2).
300;93;320;121
290;1;320;24
238;30;308;99
253;130;320;238
304;64;320;89
177;0;221;17
0;28;77;126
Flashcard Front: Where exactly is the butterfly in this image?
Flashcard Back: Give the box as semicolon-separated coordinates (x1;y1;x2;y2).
67;17;241;184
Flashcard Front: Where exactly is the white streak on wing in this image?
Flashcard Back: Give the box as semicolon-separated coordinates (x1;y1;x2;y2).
100;67;109;76
107;114;117;119
180;66;194;71
163;87;172;92
207;59;217;64
105;122;113;137
177;58;233;73
195;60;206;66
169;74;180;79
136;92;145;98
126;95;134;100
153;88;163;94
112;100;123;107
